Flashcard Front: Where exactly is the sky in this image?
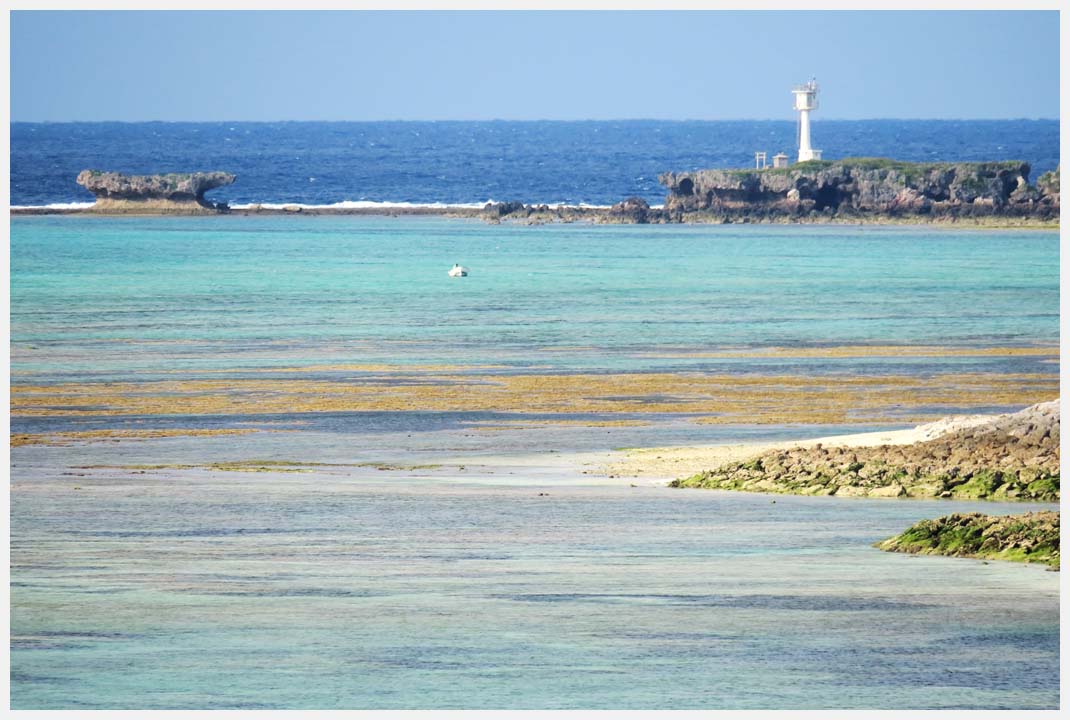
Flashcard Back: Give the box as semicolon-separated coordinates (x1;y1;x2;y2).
10;10;1060;122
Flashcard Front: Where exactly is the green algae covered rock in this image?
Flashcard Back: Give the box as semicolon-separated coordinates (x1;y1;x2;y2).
876;511;1060;569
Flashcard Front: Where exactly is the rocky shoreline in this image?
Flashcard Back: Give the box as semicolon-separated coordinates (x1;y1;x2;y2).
670;401;1060;502
12;159;1060;226
877;511;1060;569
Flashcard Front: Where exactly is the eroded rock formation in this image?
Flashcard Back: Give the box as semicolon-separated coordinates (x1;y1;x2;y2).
76;170;236;213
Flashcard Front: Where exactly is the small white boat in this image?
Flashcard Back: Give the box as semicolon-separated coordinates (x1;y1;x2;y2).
448;264;469;278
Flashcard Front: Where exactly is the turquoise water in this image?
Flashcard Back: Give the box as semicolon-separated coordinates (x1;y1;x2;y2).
9;216;1060;381
9;469;1060;710
9;216;1062;709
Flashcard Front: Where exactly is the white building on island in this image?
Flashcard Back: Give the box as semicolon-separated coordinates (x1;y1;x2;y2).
752;81;823;168
792;78;822;163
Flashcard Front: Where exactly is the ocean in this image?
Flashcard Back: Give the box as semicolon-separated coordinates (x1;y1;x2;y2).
10;119;1061;207
8;120;1062;710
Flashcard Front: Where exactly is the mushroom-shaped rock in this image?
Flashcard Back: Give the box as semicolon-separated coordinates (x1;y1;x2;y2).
76;170;236;210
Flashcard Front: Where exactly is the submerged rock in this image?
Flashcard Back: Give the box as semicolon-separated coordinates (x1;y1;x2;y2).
876;511;1060;568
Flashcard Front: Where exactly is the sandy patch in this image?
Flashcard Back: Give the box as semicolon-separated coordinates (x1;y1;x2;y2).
600;402;1057;481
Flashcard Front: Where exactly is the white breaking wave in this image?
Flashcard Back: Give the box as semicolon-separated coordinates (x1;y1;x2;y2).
11;201;96;210
13;199;651;211
229;199;498;210
550;202;614;209
229;199;624;211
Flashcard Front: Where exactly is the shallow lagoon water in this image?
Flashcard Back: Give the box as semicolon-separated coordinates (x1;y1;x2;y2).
10;217;1060;380
10;454;1059;710
9;217;1061;709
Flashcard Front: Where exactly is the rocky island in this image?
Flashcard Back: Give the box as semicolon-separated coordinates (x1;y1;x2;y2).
657;159;1060;224
74;170;236;214
472;158;1060;226
11;159;1059;226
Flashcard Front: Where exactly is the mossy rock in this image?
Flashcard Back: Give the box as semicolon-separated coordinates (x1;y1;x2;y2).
877;511;1059;568
1024;474;1060;502
949;470;1003;499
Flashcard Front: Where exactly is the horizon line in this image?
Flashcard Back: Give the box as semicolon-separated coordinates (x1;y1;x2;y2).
11;117;1060;124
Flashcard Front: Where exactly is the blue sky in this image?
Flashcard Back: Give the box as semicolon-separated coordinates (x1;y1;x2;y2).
10;10;1060;121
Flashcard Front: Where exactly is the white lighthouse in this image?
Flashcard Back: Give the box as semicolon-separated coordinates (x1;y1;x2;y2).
792;79;822;163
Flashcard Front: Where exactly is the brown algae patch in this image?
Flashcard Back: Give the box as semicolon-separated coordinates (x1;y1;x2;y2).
10;428;260;448
76;460;444;473
176;362;514;375
633;345;1060;359
118;460;326;473
472;418;653;430
11;370;1058;425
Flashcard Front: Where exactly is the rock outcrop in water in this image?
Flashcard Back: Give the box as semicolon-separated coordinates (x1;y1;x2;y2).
479;201;611;225
671;401;1060;501
1037;166;1060;202
11;161;1056;225
76;170;236;213
606;197;655;224
877;511;1060;569
659;159;1059;224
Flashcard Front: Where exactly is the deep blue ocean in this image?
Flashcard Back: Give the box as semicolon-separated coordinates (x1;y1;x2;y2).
10;119;1060;207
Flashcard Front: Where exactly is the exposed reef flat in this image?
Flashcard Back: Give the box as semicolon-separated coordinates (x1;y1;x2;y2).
668;401;1059;502
9;427;261;448
877;511;1060;569
12;160;1059;226
9;369;1057;424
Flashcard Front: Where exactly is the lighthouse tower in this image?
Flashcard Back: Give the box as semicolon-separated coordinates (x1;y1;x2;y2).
792;79;822;163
